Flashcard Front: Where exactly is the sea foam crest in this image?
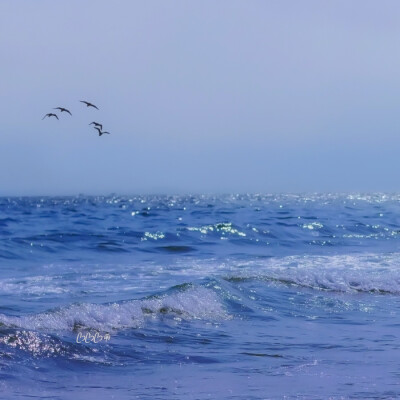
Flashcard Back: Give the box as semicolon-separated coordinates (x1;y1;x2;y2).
0;286;228;331
231;253;400;294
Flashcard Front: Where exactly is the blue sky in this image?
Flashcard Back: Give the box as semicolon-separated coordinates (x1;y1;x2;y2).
1;1;400;195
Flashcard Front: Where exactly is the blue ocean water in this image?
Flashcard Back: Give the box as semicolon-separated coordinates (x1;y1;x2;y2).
1;194;400;399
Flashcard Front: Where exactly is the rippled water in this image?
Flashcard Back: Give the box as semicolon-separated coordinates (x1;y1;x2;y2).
1;194;400;399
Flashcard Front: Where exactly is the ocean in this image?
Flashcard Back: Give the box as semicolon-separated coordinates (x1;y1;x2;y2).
0;194;400;399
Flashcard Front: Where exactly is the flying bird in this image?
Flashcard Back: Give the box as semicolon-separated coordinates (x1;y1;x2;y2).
89;121;103;130
42;113;59;120
54;107;72;115
80;101;99;110
93;127;111;136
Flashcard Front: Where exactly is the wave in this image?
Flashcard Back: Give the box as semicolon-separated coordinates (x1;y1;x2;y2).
225;253;400;294
0;286;228;332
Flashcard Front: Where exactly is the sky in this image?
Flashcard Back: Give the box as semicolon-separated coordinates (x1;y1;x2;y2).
1;0;400;195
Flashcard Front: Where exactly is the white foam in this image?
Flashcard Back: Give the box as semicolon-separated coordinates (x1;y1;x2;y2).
233;253;400;294
0;286;228;332
0;275;68;295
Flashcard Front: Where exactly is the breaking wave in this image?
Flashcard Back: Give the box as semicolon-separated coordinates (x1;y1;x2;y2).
0;286;228;332
225;253;400;294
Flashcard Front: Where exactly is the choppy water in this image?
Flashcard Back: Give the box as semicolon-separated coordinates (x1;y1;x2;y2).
1;194;400;399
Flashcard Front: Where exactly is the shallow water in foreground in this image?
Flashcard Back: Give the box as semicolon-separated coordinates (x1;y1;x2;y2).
1;194;400;399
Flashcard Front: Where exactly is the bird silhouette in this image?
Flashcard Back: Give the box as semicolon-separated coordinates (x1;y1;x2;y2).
89;121;103;130
42;113;59;120
80;101;99;110
93;127;110;136
54;107;72;115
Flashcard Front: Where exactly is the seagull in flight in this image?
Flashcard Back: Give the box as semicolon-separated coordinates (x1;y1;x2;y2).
80;101;99;110
42;113;59;120
89;121;103;130
53;107;72;115
93;127;111;136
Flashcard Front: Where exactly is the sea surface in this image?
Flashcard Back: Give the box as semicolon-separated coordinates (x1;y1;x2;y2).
1;194;400;399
